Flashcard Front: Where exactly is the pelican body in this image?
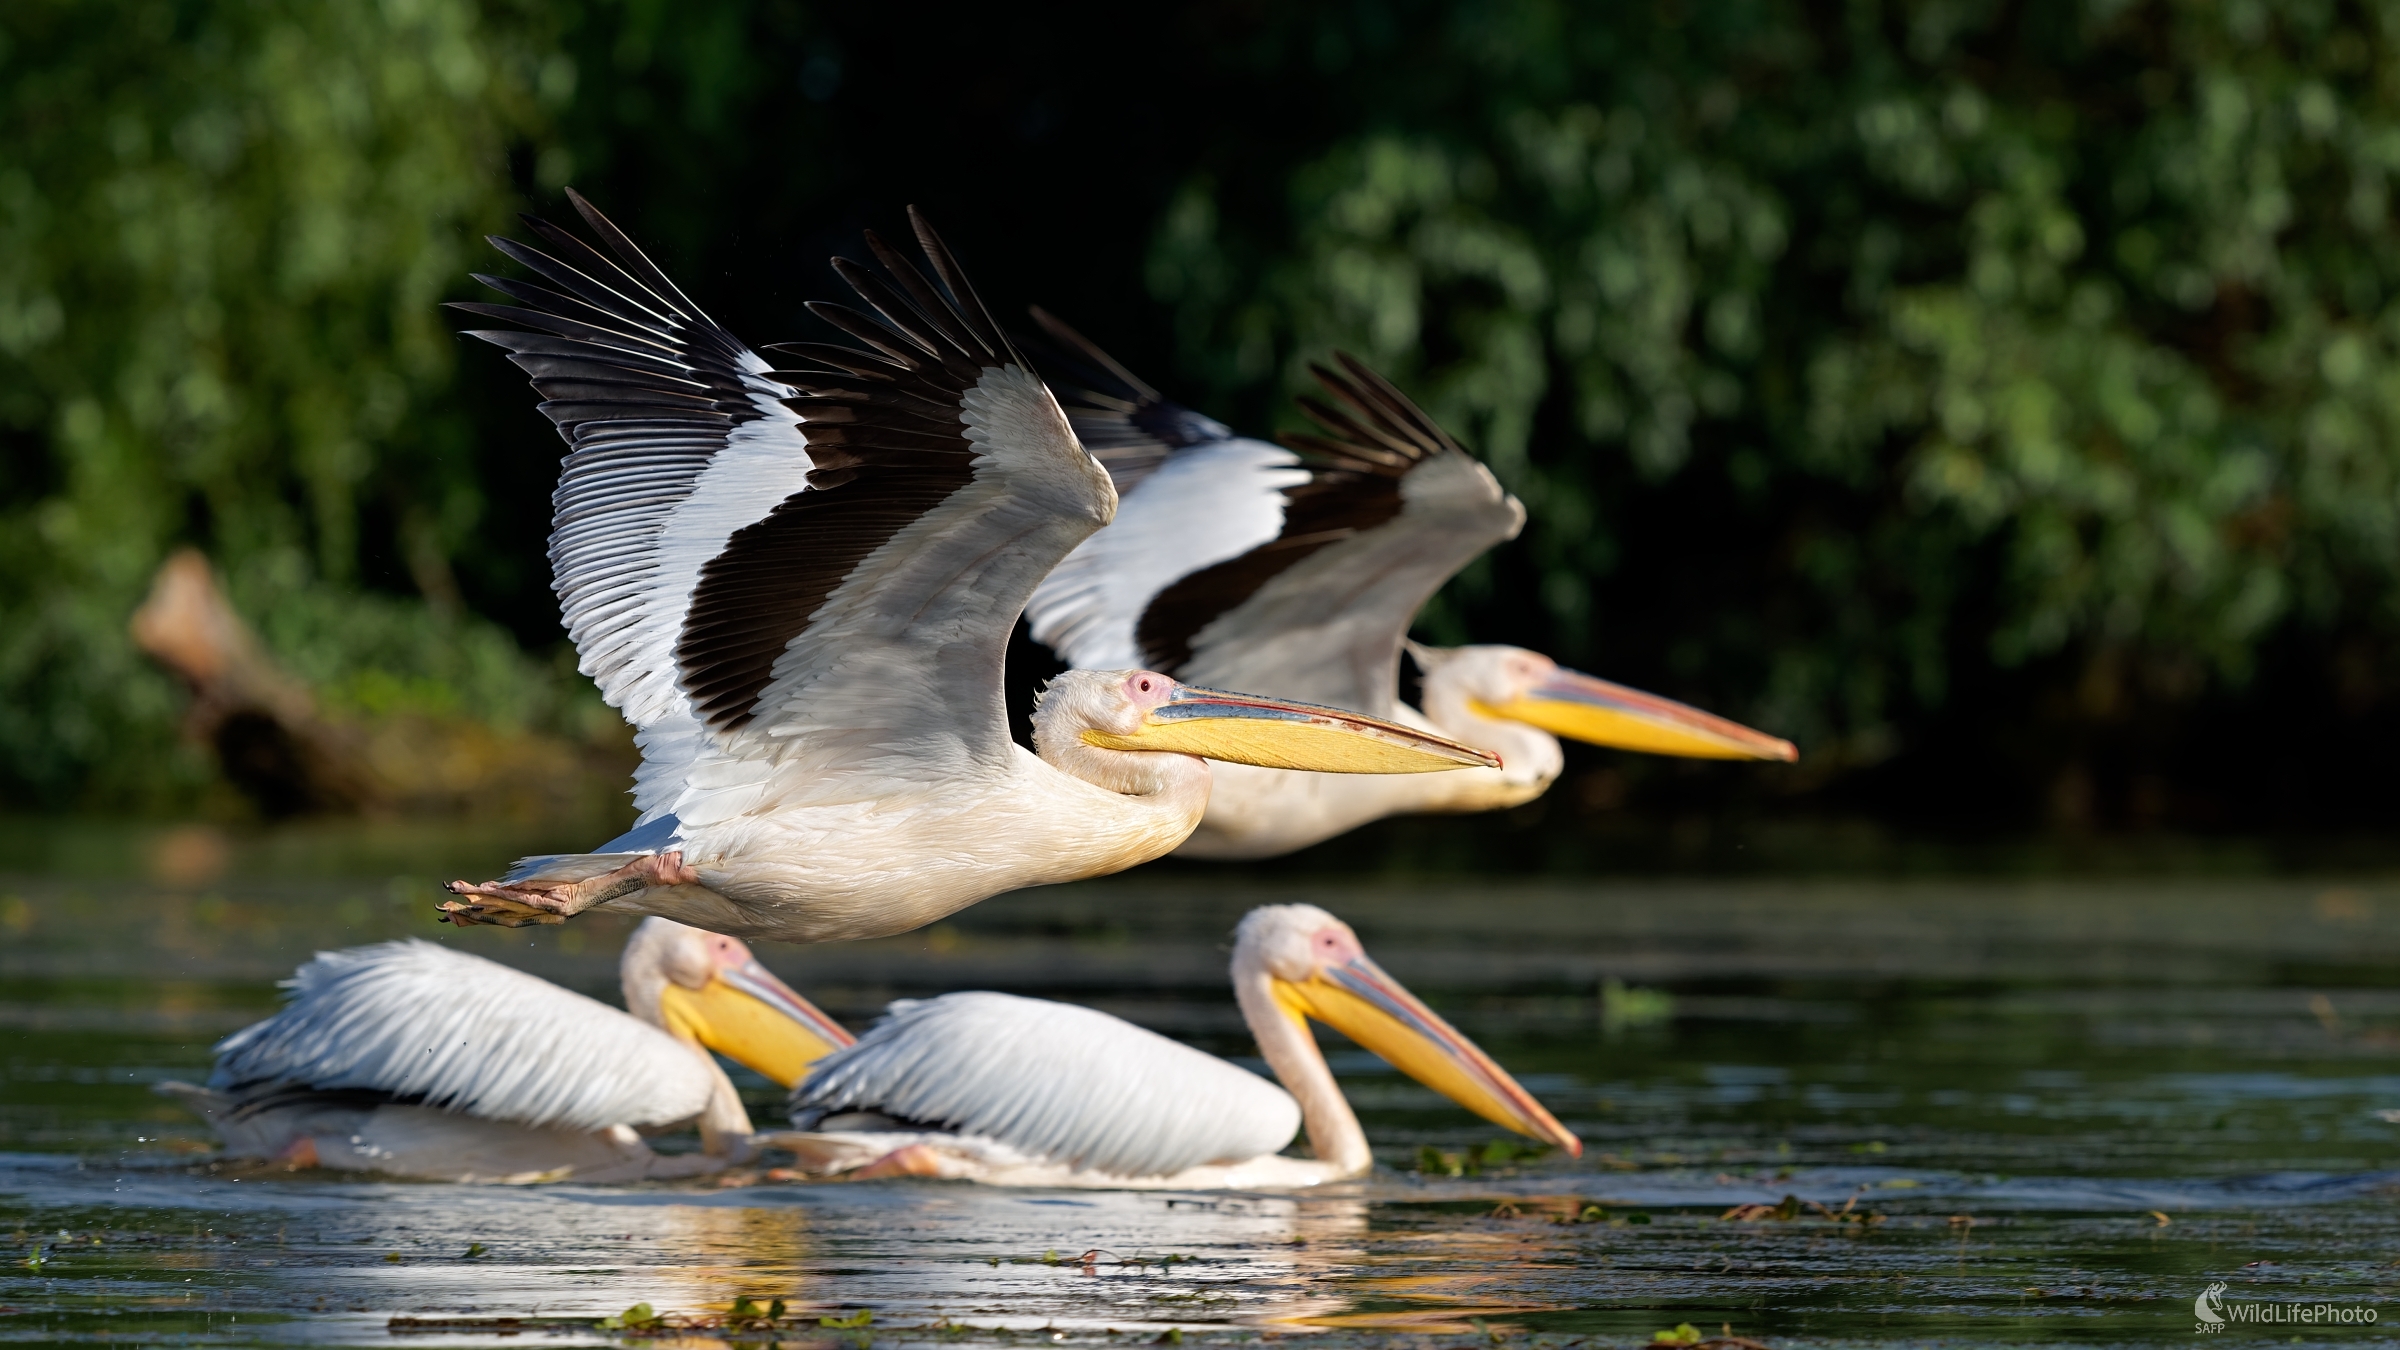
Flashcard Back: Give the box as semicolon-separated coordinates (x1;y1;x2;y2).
435;195;1492;941
764;904;1578;1188
1021;317;1796;859
160;919;848;1183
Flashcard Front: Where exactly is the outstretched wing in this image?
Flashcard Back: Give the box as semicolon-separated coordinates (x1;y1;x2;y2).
462;197;1112;831
791;991;1299;1178
1019;310;1306;676
454;189;806;738
1025;333;1523;718
209;941;716;1131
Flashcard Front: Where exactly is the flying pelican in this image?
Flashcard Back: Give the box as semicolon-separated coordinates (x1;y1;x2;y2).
433;194;1494;940
159;918;851;1183
1019;316;1797;859
764;903;1578;1187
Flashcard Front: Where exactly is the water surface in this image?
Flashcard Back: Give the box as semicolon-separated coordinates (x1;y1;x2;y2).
5;821;2399;1346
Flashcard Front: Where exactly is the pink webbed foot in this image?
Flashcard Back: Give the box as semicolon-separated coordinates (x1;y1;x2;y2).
435;850;701;927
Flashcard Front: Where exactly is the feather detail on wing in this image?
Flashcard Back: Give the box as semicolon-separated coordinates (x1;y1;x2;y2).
453;189;810;737
1025;340;1525;716
208;941;715;1131
462;199;1112;827
1019;307;1236;493
790;992;1299;1178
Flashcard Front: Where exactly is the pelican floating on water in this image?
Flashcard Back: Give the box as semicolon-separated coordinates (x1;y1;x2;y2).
433;195;1493;941
765;903;1578;1188
160;918;850;1183
1022;315;1797;859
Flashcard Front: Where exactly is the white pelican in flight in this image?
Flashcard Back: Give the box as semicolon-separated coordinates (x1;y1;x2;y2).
434;194;1494;940
1021;314;1798;859
765;903;1578;1188
159;918;851;1184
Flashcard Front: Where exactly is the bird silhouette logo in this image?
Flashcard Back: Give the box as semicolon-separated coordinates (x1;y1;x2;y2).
2194;1280;2228;1327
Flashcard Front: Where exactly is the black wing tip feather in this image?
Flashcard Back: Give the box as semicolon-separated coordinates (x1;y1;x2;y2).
1281;352;1467;471
1026;306;1160;404
1012;307;1232;476
1322;351;1465;456
803;208;1035;383
905;206;1021;369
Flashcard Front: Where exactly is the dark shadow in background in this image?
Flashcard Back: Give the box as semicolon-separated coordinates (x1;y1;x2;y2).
434;1;2400;845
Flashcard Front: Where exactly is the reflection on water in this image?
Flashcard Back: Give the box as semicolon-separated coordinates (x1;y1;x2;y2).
5;818;2400;1346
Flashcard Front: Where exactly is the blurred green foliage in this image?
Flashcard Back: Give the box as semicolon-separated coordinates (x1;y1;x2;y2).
1153;1;2400;779
10;0;2400;826
0;0;601;807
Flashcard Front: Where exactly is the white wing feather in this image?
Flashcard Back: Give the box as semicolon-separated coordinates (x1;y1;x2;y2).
1027;437;1305;671
792;992;1300;1178
557;358;811;736
1176;451;1523;715
209;941;715;1131
472;204;1112;839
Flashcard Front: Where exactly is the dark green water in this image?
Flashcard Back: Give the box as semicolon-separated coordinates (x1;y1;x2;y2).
5;820;2400;1347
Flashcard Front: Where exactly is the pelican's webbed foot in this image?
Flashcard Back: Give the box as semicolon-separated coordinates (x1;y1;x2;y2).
436;851;701;927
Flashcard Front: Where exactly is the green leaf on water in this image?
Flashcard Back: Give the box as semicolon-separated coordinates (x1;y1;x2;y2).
1851;1139;1887;1154
20;1246;43;1270
382;1252;402;1264
1415;1145;1468;1177
597;1303;658;1330
1601;979;1675;1034
1041;1248;1061;1265
819;1308;873;1328
461;1242;487;1259
1151;1330;1183;1346
1652;1322;1704;1345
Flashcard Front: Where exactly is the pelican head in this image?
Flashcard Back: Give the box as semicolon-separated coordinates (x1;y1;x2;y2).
1034;668;1498;795
621;917;854;1089
1232;903;1579;1173
1410;643;1796;783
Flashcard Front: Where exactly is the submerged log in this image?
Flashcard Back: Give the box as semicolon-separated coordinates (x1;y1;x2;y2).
129;550;634;821
131;550;381;815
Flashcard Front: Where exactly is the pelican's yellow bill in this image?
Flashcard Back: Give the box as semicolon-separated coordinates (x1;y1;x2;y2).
1085;686;1500;774
1275;956;1579;1154
1474;669;1796;762
659;961;853;1088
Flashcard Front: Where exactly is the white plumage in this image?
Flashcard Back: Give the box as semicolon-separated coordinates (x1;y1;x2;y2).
765;904;1581;1190
1024;332;1522;724
793;992;1299;1178
208;940;715;1131
1028;438;1308;672
1022;318;1793;859
440;198;1496;941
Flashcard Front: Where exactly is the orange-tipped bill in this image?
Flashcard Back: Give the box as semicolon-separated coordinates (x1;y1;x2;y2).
1475;669;1796;762
1274;954;1580;1155
1086;686;1501;774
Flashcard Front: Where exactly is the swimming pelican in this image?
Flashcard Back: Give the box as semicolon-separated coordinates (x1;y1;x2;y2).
434;194;1495;940
1021;315;1797;859
159;918;851;1183
764;903;1578;1187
